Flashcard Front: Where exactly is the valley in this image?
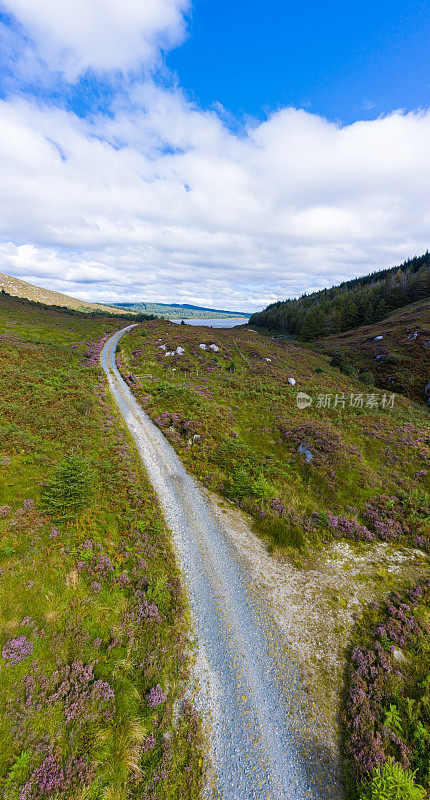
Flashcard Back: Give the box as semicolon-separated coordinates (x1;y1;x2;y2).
0;285;429;800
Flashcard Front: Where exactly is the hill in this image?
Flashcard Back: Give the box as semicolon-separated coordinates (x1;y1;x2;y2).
0;271;133;315
309;299;430;404
249;252;430;339
107;300;250;320
0;293;203;798
117;317;429;771
1;292;429;799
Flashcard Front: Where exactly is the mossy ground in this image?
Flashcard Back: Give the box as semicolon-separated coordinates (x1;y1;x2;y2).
0;296;203;800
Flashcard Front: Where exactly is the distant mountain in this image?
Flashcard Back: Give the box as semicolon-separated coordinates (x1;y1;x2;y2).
106;301;250;319
250;252;430;340
0;272;133;315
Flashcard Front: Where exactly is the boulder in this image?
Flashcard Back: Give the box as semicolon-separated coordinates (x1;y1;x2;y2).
297;443;313;463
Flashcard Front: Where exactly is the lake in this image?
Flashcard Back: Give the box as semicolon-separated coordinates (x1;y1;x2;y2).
171;317;249;328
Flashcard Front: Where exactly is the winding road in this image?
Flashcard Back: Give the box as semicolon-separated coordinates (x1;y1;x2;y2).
101;326;343;800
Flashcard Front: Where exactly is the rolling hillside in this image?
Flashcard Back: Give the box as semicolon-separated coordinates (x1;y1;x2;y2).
0;272;133;315
309;299;430;404
116;316;430;787
0;293;203;798
107;301;250;320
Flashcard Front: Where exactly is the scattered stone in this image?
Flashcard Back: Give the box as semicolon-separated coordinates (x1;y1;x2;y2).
176;346;185;355
199;343;207;350
393;648;406;663
288;377;296;386
209;344;219;351
374;335;383;341
297;443;313;463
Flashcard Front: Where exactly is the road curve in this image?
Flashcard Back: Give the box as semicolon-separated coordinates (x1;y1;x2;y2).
101;326;343;800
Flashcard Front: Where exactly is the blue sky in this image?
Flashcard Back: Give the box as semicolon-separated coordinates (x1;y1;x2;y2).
0;0;428;309
168;0;430;123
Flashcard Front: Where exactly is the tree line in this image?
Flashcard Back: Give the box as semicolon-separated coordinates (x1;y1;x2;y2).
249;252;430;340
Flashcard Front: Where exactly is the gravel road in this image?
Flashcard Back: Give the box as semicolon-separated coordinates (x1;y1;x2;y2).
101;326;343;800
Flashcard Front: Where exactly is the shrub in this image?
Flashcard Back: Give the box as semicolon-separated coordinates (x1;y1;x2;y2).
331;349;357;376
359;762;426;800
359;371;375;386
41;454;92;521
343;581;430;791
227;466;256;499
252;473;275;500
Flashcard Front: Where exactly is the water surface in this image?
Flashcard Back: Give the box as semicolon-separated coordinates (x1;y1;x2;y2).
172;317;249;328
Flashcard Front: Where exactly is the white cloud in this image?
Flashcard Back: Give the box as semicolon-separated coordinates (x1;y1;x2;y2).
0;88;429;310
2;0;189;76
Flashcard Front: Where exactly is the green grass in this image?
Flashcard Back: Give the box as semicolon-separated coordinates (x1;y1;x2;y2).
0;296;203;799
118;319;430;560
117;319;430;794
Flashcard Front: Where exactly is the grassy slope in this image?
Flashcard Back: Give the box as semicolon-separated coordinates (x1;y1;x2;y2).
0;296;203;800
305;299;430;404
118;319;430;797
0;273;132;315
109;302;249;320
119;320;430;558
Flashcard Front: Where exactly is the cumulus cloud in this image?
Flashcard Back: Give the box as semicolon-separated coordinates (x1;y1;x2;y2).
1;1;429;309
0;84;429;309
1;0;189;76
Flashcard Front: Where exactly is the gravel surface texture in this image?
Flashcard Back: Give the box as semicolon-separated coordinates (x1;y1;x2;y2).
101;327;344;800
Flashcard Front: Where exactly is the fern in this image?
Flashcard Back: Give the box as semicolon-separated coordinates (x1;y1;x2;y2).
360;761;426;800
5;751;31;796
383;703;403;736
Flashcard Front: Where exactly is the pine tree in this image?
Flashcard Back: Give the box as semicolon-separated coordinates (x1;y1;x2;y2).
42;454;92;522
